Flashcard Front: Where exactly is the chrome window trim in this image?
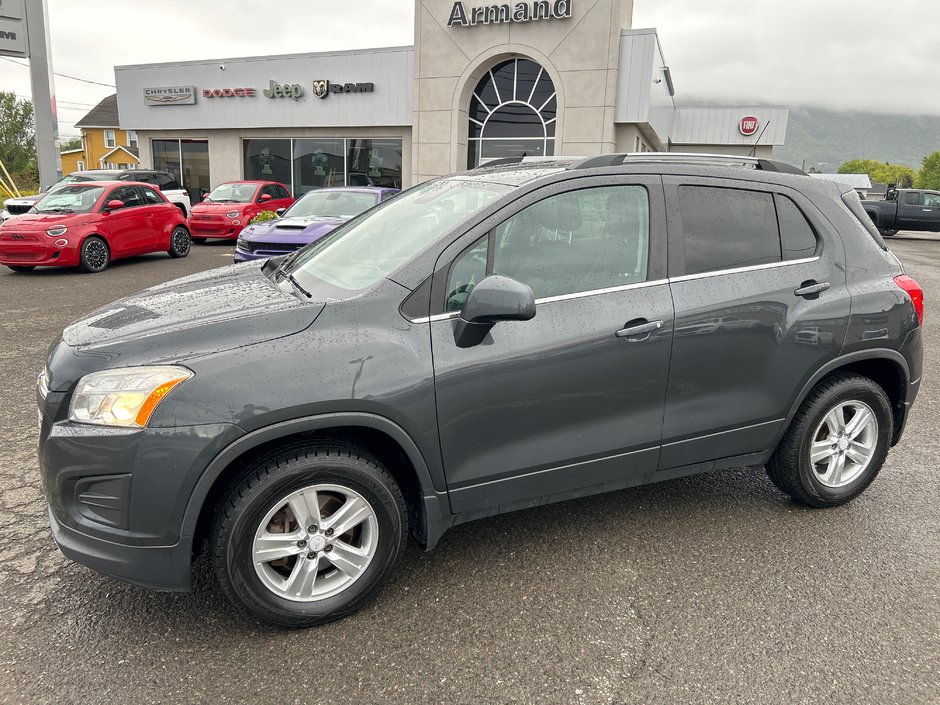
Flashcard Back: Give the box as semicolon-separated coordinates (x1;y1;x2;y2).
668;256;819;284
409;256;820;324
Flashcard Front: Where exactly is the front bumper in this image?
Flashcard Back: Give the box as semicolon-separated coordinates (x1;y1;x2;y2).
0;233;76;266
233;247;269;262
39;403;243;590
190;215;244;240
49;507;193;591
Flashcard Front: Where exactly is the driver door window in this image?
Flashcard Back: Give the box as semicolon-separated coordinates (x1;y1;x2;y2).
445;185;650;311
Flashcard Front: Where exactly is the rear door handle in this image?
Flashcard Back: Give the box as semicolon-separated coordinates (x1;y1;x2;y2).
616;319;663;339
794;281;830;297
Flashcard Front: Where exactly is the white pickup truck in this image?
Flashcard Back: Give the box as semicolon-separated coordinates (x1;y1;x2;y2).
1;169;191;222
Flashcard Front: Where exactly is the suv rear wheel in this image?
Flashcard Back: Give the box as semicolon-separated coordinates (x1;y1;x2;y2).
767;374;892;507
211;442;408;628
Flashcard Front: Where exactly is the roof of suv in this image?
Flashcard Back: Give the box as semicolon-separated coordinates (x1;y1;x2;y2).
464;154;849;199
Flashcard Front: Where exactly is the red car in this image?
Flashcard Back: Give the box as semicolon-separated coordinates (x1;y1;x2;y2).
0;181;191;274
188;180;294;242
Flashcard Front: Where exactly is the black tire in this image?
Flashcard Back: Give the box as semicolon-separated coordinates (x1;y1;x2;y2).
167;226;191;258
78;236;110;273
191;237;207;244
7;265;35;272
211;441;408;628
766;374;893;507
879;227;899;237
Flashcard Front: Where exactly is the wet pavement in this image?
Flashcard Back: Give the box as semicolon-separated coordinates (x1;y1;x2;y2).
0;235;937;704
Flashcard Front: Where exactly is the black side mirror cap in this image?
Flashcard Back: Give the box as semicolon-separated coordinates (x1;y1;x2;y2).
275;208;286;216
454;275;535;348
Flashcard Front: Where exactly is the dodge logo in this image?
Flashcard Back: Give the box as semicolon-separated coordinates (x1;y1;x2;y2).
313;80;329;100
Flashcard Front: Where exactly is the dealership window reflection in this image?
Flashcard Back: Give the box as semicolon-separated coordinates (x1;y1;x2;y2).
151;138;210;203
244;138;403;196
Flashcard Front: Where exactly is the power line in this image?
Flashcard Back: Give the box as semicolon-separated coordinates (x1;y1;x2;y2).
0;56;115;87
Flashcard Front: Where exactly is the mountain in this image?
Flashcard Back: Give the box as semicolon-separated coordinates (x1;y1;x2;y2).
773;107;940;172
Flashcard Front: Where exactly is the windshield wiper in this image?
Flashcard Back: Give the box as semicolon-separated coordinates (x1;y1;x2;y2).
286;272;312;298
36;207;73;213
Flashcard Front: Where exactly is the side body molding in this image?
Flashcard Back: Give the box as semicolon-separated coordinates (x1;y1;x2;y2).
179;412;453;549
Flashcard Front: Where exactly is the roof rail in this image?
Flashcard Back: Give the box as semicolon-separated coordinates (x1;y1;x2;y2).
567;152;807;176
471;157;526;169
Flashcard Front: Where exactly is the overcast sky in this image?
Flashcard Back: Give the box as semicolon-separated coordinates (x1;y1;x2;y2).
1;0;937;136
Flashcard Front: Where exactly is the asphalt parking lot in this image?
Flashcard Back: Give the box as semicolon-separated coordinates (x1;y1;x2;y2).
0;235;937;705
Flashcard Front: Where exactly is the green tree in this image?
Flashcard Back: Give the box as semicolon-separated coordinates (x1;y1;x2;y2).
60;136;83;151
838;158;915;188
0;92;36;173
915;151;940;190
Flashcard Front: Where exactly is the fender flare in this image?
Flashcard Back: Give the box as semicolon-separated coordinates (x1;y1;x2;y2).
179;412;446;540
769;348;911;450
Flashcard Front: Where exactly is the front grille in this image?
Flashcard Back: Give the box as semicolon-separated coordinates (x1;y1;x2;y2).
6;204;33;215
239;240;305;254
1;252;44;262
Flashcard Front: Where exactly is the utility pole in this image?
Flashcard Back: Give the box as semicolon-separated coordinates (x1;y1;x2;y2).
25;0;60;189
0;0;60;190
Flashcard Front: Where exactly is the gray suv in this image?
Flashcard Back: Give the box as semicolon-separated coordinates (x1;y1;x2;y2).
38;155;923;627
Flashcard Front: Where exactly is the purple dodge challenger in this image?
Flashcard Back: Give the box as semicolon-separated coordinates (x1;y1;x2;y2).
233;186;399;262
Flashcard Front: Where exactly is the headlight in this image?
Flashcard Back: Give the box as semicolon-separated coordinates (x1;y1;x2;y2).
226;211;240;218
236;238;248;249
46;226;68;236
69;366;193;428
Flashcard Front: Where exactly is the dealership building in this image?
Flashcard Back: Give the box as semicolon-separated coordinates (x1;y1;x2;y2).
113;0;789;200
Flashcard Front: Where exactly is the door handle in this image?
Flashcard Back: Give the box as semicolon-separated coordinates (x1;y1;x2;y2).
615;319;663;339
794;281;830;298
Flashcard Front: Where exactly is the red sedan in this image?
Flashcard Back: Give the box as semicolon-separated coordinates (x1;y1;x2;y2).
0;181;191;273
188;180;294;242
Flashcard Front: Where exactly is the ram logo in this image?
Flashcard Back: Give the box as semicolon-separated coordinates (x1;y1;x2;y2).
0;30;17;40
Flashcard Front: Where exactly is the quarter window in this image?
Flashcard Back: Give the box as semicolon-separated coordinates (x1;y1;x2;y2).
446;186;650;309
677;186;780;275
775;194;818;260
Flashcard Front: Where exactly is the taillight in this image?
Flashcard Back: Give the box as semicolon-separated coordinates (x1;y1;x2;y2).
894;275;924;325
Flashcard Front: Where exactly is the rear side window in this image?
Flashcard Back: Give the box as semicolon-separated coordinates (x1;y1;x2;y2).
903;192;921;206
677;186;780;275
775;195;818;260
276;185;290;199
158;174;181;190
140;187;164;205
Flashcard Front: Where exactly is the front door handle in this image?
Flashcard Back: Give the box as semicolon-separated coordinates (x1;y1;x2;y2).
615;319;663;340
794;281;830;298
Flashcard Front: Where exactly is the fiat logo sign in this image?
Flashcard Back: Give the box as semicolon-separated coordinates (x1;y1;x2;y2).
739;116;760;136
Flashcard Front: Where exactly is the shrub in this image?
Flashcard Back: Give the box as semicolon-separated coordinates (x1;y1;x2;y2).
250;210;279;224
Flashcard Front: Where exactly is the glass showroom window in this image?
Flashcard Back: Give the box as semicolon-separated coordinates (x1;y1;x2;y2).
245;138;403;195
293;138;345;194
467;58;556;168
347;139;403;189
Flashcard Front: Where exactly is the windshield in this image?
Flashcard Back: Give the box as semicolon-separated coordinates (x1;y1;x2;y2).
286;191;378;220
206;183;258;203
289;178;512;292
32;185;105;214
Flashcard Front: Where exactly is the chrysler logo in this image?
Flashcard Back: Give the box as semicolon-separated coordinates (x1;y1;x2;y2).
313;80;329;99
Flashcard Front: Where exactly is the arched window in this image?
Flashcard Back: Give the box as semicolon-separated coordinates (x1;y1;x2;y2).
467;58;556;168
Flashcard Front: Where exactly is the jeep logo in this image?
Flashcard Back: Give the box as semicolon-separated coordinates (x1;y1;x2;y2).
263;81;305;100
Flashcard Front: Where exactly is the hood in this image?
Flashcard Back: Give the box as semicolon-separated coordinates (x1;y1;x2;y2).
60;260;324;358
192;201;254;214
242;216;347;243
1;211;91;228
4;195;42;208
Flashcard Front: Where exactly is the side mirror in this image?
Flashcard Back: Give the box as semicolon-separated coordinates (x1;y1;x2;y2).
275;207;286;216
260;193;273;202
106;199;124;210
453;275;536;348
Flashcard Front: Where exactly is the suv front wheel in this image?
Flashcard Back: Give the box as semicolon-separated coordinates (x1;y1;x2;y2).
767;374;893;507
211;442;408;628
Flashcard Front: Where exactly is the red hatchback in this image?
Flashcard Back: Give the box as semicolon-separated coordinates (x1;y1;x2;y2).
188;181;294;242
0;182;191;273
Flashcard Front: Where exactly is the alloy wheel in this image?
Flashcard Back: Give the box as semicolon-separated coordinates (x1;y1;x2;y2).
83;239;108;271
251;484;379;602
172;228;191;256
809;400;878;488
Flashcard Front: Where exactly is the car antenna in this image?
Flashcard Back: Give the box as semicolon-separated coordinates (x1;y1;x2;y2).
748;120;770;158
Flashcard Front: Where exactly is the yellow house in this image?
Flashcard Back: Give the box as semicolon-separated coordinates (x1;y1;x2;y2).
64;94;140;174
